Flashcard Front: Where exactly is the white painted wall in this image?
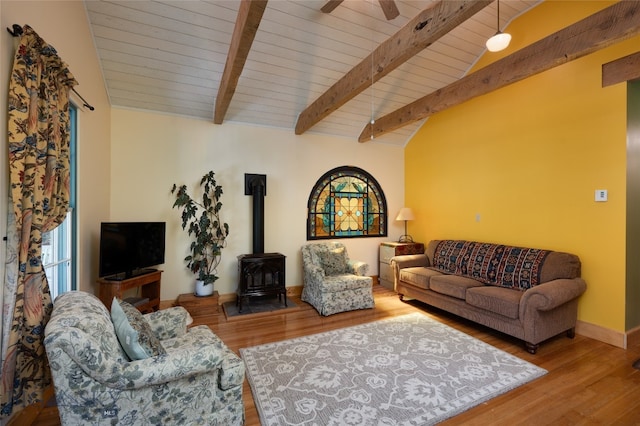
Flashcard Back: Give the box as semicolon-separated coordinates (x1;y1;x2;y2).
0;1;406;304
111;109;406;300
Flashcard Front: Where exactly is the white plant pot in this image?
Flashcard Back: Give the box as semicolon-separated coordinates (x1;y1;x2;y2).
194;279;214;297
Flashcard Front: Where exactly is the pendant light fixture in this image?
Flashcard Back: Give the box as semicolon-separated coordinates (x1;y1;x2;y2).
486;0;511;52
370;0;376;140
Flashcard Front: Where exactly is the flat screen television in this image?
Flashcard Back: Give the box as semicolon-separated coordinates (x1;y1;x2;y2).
99;222;166;280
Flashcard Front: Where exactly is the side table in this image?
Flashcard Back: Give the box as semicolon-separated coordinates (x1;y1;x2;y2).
177;291;220;318
379;242;425;290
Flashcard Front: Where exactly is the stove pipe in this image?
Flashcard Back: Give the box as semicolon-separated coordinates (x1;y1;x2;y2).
244;174;267;254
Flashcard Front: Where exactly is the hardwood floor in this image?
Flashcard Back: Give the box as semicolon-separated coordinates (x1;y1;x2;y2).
28;285;640;425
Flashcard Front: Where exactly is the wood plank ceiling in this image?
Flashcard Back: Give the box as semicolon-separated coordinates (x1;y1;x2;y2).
84;0;542;146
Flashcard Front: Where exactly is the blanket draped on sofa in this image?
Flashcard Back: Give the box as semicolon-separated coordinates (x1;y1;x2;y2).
432;240;550;290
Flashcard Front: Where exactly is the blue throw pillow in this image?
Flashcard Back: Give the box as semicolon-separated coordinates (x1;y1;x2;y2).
111;298;166;360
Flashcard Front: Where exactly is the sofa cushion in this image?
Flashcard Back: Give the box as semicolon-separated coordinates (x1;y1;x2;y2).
318;246;349;275
540;251;581;282
429;275;484;300
466;286;523;319
399;267;443;290
320;274;372;291
111;298;166;360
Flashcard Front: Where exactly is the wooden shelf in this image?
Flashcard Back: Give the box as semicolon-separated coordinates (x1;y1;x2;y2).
98;270;162;313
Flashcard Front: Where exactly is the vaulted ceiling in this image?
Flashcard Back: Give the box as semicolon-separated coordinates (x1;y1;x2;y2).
83;1;542;145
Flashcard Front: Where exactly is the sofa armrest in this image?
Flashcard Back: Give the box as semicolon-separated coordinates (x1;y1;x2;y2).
519;278;587;317
390;254;429;286
219;347;246;390
304;262;326;280
390;254;430;269
113;327;239;390
348;260;369;276
48;325;240;391
144;306;191;340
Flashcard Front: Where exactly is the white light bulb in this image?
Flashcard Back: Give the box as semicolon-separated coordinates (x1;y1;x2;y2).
486;31;511;52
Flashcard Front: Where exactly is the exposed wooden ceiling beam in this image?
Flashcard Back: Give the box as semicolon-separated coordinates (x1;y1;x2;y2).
323;0;398;20
359;2;640;142
295;0;492;136
214;0;268;124
602;51;640;87
321;0;343;14
378;0;400;21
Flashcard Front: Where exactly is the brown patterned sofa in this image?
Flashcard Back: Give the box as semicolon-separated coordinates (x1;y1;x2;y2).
391;240;587;353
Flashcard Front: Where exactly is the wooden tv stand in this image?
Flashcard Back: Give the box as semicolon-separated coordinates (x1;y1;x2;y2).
98;270;162;313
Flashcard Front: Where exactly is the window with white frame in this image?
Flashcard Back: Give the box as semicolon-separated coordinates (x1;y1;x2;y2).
42;104;76;300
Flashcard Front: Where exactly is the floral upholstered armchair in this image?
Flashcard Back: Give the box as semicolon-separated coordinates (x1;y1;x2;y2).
301;242;375;315
44;291;244;425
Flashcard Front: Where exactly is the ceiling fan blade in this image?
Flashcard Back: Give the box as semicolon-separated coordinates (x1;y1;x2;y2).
321;0;344;13
378;0;399;20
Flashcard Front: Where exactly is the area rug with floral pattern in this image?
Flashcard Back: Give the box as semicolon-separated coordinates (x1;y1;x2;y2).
240;313;546;425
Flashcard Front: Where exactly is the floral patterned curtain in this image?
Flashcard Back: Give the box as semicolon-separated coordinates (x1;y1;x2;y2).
1;25;77;419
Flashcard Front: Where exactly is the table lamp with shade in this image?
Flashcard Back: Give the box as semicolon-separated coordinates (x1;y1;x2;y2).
395;207;415;243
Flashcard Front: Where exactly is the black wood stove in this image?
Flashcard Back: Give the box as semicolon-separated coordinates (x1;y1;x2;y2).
237;174;286;312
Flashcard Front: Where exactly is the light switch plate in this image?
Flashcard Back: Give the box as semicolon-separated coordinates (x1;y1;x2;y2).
595;189;608;202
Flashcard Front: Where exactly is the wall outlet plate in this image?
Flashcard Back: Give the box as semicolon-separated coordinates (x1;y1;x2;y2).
595;189;608;202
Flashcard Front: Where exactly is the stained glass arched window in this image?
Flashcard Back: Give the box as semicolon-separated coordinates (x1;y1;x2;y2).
307;166;387;240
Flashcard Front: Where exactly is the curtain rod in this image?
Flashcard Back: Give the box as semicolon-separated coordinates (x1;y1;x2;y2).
7;24;95;111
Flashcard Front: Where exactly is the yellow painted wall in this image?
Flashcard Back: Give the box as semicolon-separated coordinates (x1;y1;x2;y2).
405;1;636;332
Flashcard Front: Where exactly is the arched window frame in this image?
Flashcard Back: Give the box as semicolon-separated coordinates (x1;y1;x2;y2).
307;166;387;240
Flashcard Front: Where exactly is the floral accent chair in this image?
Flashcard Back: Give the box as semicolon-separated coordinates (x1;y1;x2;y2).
301;242;375;315
44;291;245;425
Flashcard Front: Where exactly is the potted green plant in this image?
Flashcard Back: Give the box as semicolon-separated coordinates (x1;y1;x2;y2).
171;171;229;296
